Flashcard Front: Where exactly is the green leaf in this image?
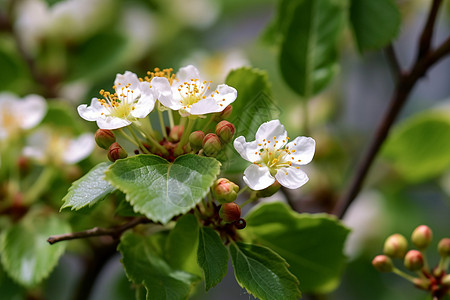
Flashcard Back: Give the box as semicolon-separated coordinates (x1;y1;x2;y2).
229;242;301;300
279;0;347;97
0;212;70;287
165;214;201;276
105;154;221;224
349;0;401;52
242;202;350;293
197;227;229;291
119;231;200;300
382;111;450;182
41;102;87;135
0;264;24;300
61;162;115;211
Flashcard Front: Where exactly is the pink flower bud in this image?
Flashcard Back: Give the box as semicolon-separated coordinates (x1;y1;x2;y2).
95;129;116;149
213;178;239;204
219;202;241;223
107;142;127;162
383;233;408;258
438;238;450;258
411;225;433;250
189;131;205;150
372;255;393;272
169;125;184;142
202;133;222;157
256;181;281;198
213;105;233;121
215;120;235;144
404;250;424;271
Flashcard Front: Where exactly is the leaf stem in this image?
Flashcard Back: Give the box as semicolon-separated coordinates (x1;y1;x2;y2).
175;117;196;152
168;109;175;129
128;126;152;155
157;109;168;140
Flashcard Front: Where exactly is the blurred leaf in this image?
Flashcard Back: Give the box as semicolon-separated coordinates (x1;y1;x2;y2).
41;102;86;135
229;242;301;300
105;154;220;224
0;264;24;300
0;212;70;287
61;162;115;211
279;0;347;97
119;231;200;300
242;202;350;293
383;111;450;182
261;0;298;45
165;214;201;276
0;47;27;91
349;0;400;52
197;227;228;291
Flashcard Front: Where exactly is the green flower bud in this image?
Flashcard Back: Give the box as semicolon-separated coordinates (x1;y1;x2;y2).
169;125;184;142
189;131;205;151
411;225;433;250
213;105;233;121
383;233;408;258
213;178;239;204
95;129;116;149
202;133;222;157
404;250;424;271
372;255;393;272
107;142;127;162
215;120;235;144
256;181;281;198
438;238;450;258
219;202;241;223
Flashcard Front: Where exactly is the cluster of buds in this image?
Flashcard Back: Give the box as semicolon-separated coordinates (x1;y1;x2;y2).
189;119;236;158
211;178;246;230
94;129;128;162
372;225;450;298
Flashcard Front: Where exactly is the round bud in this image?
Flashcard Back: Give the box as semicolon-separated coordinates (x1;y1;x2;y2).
213;178;239;204
442;274;450;287
169;125;184;142
215;121;235;144
404;250;424;271
95;129;116;149
189;131;205;151
219;202;241;223
383;233;408;258
372;255;393;272
256;181;281;198
411;225;433;250
220;105;233;119
202;133;222;157
438;238;450;258
107;142;128;162
234;218;246;230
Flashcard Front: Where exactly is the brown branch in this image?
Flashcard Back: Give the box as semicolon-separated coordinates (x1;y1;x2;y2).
47;217;152;245
417;0;443;60
333;35;450;219
385;44;402;79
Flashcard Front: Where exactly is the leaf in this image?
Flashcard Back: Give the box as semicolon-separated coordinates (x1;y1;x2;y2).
197;227;229;291
0;264;24;299
229;242;301;300
242;202;350;293
279;0;347;97
382;111;450;182
349;0;401;52
105;154;221;224
41;102;87;135
165;214;201;276
119;231;200;300
0;212;70;287
61;162;115;211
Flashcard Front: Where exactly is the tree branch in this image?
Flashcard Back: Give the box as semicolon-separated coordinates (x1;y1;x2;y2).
417;0;443;60
47;217;152;245
385;44;402;79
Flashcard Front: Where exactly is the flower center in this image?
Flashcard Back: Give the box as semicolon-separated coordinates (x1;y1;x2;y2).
177;79;212;109
97;83;136;119
142;67;176;85
1;107;21;136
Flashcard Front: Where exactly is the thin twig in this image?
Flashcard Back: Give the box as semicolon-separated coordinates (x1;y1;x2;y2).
417;0;443;60
47;217;151;245
385;44;402;79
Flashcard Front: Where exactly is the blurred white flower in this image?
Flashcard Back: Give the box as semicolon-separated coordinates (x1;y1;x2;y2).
23;129;94;165
166;0;219;29
78;71;157;129
234;120;315;190
0;93;47;141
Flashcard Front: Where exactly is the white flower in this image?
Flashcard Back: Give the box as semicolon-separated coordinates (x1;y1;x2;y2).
23;129;95;165
154;65;237;117
77;71;157;129
0;92;47;141
234;120;315;190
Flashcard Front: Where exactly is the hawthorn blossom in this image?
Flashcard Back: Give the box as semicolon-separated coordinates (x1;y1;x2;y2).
234;120;315;190
78;71;157;129
23;129;95;165
152;65;237;117
0;93;47;141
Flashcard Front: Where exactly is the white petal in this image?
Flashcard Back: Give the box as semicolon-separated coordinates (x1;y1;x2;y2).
96;116;131;130
114;71;141;91
150;77;179;109
233;136;259;162
131;94;155;119
17;94;47;130
189;84;237;115
22;130;49;161
255;119;288;150
77;98;108;121
63;133;95;164
275;167;308;189
176;65;201;82
286;136;316;165
243;164;276;190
